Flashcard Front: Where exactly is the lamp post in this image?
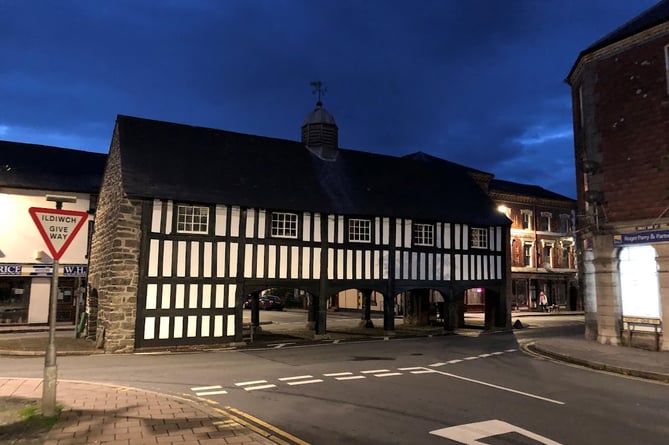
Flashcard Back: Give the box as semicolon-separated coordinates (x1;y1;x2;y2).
42;195;77;417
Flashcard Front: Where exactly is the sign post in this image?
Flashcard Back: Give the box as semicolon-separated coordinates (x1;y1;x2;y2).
29;205;88;417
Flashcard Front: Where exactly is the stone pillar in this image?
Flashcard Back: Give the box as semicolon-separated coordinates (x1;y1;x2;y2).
592;234;622;346
582;249;598;340
656;243;669;351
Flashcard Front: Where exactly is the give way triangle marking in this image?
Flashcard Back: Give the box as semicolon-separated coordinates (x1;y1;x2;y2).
430;419;562;444
29;207;89;261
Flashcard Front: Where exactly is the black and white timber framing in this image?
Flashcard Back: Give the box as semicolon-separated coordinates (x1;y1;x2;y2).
88;111;511;352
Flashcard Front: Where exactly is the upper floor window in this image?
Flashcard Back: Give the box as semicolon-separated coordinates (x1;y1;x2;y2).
271;212;298;238
562;243;572;268
176;204;210;234
559;214;571;233
543;244;553;267
413;223;434;246
521;210;532;230
349;218;371;243
470;227;488;249
540;212;551;232
523;243;533;267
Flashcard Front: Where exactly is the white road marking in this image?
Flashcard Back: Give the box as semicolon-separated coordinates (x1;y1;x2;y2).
361;369;390;374
324;372;353;377
429;362;447;367
374;372;402;377
478;353;493;358
398;367;424;371
464;356;478;360
411;369;436;374
244;384;277;391
191;385;223;391
446;359;463;364
430;419;563;444
287;379;323;386
505;348;518;353
490;351;504;355
235;380;268;386
430;368;564;405
195;389;228;396
279;375;313;381
336;375;366;381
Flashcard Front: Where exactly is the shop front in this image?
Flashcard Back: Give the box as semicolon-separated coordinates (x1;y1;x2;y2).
0;263;87;325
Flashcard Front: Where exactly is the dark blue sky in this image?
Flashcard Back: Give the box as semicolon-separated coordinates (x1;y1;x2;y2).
0;0;659;198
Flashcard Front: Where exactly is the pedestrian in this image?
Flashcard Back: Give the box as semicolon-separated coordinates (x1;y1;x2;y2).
539;291;548;312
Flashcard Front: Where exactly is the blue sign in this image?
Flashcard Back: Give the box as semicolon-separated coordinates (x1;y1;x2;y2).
614;229;669;246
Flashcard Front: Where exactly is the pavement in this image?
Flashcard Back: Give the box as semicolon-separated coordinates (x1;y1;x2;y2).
1;311;668;444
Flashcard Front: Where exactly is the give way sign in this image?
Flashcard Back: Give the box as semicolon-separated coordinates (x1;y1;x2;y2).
29;207;89;261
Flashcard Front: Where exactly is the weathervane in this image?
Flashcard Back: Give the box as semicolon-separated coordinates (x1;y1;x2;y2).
310;81;327;103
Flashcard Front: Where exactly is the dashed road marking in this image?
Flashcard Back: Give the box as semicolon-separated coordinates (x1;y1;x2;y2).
236;380;277;391
287;379;323;386
243;384;277;391
336;375;366;381
191;385;228;396
279;375;314;381
374;372;403;377
361;369;390;374
324;372;353;377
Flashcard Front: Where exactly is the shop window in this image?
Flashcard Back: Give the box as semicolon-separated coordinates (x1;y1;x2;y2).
0;278;30;324
619;245;660;318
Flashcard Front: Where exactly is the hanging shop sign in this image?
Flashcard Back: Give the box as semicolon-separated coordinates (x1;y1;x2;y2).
613;229;669;246
0;264;88;277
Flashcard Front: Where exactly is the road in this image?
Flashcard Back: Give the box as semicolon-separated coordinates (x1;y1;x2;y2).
1;314;668;444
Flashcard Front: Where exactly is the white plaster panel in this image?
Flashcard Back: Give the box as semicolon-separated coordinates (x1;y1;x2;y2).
175;284;185;309
328;214;335;243
173;316;183;338
215;205;227;236
257;210;266;239
303;212;311;242
291;246;299;279
228;242;238;278
201;315;210;337
328;248;334;280
144;317;155;340
216;242;226;277
477;255;482;280
444;254;451;280
230;206;240;237
489;256;495;280
355;250;362;279
189;284;198;308
214;315;223;337
496;227;502;252
428;253;433;281
404;220;412;248
302;247;310;279
338;216;344;244
373;250;380;279
375;217;381;245
436;222;442;248
347;250;354;279
268;245;276;278
228;284;237;309
151;199;161;233
455;254;461;280
202;284;211;308
463;254;469;280
146;284;157;309
148;239;159;277
403;251;410;280
483;255;489;279
313;247;321;279
444;223;451;249
257;245;265;278
395;219;403;247
190;241;199;277
165;201;173;234
279;245;288;278
462;224;469;250
203;242;212;277
436;254;442;281
215;284;225;308
383;250;389;280
244;244;253;278
497;256;502;279
159;316;170;339
365;250;371;279
227;314;235;336
162;240;173;277
382;218;390;245
161;284;170;309
412;252;418;280
187;316;197;337
455;225;461;250
246;208;255;238
314;213;321;242
337;249;345;279
176;241;187;277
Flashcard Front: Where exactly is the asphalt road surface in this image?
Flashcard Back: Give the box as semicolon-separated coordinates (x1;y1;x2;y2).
1;315;667;445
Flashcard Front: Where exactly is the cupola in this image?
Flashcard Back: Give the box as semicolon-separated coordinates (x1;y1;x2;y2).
302;82;339;160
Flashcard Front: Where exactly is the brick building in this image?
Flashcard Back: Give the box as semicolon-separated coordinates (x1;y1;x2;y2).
567;0;669;350
488;180;577;312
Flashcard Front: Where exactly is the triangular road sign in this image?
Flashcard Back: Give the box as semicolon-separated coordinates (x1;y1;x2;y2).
29;207;89;261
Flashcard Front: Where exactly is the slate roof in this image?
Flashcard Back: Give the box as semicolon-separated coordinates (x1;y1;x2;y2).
0;140;106;193
567;0;669;81
489;178;575;203
115;115;510;226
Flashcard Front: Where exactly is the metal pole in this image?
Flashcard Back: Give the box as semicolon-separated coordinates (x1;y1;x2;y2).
42;259;59;416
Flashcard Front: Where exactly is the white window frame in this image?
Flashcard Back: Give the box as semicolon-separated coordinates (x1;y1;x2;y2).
470;227;488;249
540;212;552;232
348;218;372;243
559;214;571;233
413;223;434;246
523;242;533;267
521;210;532;230
176;204;210;234
271;212;298;238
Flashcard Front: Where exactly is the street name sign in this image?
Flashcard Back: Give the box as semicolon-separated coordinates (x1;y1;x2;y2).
29;207;89;260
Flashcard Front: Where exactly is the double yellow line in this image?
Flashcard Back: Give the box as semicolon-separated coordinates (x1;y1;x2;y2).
212;404;311;445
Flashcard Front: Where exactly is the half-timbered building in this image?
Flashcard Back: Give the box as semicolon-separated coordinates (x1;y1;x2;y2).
87;103;511;352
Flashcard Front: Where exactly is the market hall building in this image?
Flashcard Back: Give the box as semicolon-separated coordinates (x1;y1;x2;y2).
86;103;511;353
